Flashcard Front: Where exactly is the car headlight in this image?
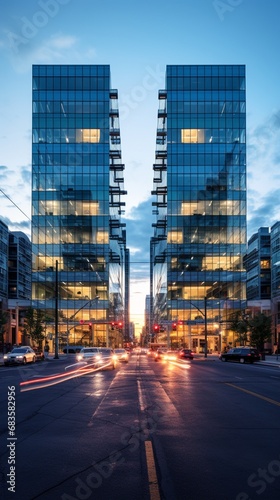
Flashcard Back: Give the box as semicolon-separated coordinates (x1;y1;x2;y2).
4;355;8;359
16;355;24;359
76;355;82;361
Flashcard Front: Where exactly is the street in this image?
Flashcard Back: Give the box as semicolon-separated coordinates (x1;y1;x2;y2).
1;351;280;499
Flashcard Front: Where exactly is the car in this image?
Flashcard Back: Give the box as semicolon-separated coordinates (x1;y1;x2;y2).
4;346;37;366
76;347;101;362
177;348;194;360
162;350;178;361
154;348;168;361
97;348;117;370
219;347;260;364
63;345;84;354
32;347;45;361
114;348;129;362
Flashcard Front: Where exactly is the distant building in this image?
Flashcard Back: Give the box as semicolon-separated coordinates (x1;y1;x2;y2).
0;220;9;305
271;222;280;350
8;231;32;300
151;65;247;352
244;227;271;299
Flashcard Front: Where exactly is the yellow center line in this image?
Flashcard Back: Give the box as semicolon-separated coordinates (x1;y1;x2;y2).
145;440;161;500
226;383;280;407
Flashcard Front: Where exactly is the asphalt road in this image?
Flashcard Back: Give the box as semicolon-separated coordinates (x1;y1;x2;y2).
1;352;280;500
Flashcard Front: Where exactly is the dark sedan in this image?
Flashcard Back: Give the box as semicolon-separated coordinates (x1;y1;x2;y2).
220;347;260;364
177;349;194;360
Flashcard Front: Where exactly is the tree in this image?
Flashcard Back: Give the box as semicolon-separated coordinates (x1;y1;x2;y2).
228;312;249;346
23;307;45;346
249;312;272;352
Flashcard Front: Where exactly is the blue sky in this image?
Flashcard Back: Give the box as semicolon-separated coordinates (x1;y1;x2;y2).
1;0;280;327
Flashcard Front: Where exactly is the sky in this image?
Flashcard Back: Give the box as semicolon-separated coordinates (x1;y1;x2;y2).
1;0;280;330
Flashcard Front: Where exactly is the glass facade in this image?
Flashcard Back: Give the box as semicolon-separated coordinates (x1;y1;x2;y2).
0;220;9;302
151;65;247;352
244;227;271;301
32;65;127;348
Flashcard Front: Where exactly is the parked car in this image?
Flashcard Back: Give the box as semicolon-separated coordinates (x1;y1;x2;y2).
114;348;129;363
177;348;194;360
32;347;45;361
4;346;36;366
63;345;84;354
219;347;260;364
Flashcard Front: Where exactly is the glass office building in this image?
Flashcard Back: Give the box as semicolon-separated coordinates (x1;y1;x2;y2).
151;65;247;352
32;65;127;348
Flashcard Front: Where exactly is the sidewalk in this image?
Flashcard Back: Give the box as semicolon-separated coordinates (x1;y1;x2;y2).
195;352;280;367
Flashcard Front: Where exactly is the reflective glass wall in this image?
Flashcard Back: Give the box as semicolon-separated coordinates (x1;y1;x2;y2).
152;65;247;351
32;65;127;348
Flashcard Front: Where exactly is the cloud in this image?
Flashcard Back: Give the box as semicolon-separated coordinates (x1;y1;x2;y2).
21;165;31;184
124;198;153;282
2;32;96;73
0;215;30;233
247;188;280;236
247;109;280;235
0;165;9;178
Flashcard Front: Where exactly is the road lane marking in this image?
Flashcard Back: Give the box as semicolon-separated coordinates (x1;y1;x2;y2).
226;383;280;407
145;440;161;500
137;379;146;411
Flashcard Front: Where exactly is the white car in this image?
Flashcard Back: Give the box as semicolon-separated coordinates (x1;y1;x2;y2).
76;347;101;362
114;348;129;363
4;346;36;366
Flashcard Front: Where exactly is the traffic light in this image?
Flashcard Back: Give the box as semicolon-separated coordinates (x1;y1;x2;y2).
88;322;92;332
153;324;159;333
79;319;85;324
172;322;177;331
118;321;123;331
111;322;116;330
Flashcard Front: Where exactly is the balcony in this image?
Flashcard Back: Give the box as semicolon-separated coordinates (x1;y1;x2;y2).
153;162;166;171
110;163;124;171
155;150;167;160
110;108;119;118
158;109;167;119
110;89;118;99
110;129;120;136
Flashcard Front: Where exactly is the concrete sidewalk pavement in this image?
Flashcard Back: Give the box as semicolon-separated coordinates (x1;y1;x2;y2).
195;352;280;367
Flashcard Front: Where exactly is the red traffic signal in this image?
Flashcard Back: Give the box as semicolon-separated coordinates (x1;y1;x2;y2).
153;324;159;332
118;321;123;330
79;319;85;324
111;322;116;330
172;322;177;331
